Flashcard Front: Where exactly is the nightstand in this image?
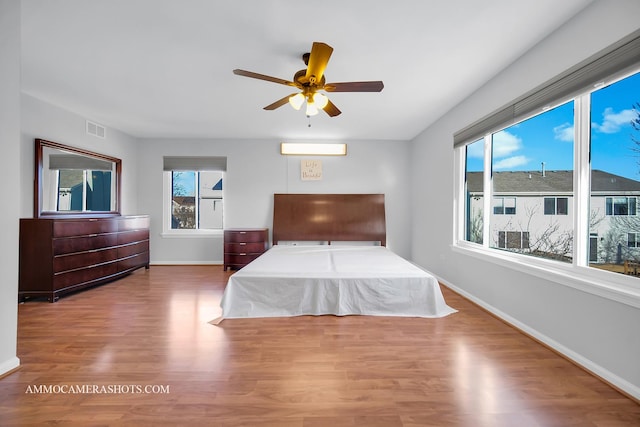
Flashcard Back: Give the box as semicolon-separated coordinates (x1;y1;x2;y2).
223;228;268;270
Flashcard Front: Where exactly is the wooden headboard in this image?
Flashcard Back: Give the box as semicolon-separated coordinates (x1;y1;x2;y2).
273;194;386;246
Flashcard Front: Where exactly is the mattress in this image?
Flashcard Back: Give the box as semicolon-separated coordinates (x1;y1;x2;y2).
214;245;456;322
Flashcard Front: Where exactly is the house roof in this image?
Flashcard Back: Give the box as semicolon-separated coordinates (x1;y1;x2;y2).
466;170;640;194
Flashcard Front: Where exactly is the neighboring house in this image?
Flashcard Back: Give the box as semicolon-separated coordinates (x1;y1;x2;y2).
466;169;640;264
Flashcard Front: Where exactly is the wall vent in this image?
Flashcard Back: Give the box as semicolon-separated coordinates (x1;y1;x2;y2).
86;120;106;139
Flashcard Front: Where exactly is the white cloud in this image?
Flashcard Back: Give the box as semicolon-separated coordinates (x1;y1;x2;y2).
554;122;574;142
592;107;635;134
492;131;522;158
493;155;529;170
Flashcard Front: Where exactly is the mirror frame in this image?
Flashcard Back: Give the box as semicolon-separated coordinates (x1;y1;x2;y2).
34;138;122;218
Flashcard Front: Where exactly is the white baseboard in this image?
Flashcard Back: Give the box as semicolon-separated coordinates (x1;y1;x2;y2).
0;356;20;377
436;275;640;401
149;261;222;266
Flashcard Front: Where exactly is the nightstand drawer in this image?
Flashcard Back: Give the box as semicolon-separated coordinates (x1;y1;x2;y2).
224;253;263;266
224;229;268;243
224;242;266;253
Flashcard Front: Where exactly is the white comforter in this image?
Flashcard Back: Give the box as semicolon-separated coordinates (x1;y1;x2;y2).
216;245;456;321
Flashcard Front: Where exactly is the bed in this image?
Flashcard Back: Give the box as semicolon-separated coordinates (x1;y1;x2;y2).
212;194;456;323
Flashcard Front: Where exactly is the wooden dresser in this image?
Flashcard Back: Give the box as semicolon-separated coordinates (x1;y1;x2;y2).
19;215;150;302
224;228;268;270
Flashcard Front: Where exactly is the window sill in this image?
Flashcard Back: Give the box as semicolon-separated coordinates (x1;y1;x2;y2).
452;241;640;309
161;229;223;239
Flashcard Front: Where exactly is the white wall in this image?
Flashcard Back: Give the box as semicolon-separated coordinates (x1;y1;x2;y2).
20;94;141;217
136;138;412;264
411;0;640;399
0;0;21;377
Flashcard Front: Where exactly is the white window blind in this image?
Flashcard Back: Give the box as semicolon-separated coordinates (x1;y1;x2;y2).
163;156;227;171
454;29;640;148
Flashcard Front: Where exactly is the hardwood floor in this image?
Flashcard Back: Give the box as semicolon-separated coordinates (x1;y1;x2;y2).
1;265;638;426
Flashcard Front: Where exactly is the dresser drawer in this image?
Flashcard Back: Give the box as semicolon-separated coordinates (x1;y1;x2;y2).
117;240;149;258
53;247;118;272
117;229;150;245
53;262;119;290
224;229;267;243
118;252;150;271
117;216;150;232
53;219;118;237
53;233;118;255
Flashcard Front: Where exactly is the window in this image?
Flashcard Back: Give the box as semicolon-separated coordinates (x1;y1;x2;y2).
56;169;112;212
493;197;516;215
497;231;530;249
590;71;640;270
454;30;640;287
465;139;484;244
544;197;569;215
171;171;223;230
163;156;227;234
605;197;637;216
485;102;574;261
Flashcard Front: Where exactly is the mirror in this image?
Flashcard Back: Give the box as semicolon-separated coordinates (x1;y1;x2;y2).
34;139;121;217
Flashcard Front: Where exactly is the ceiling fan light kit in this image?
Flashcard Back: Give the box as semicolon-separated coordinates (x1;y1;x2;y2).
233;42;384;118
288;93;305;110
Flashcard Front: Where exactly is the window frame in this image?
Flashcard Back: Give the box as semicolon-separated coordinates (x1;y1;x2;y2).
453;65;640;309
161;171;224;238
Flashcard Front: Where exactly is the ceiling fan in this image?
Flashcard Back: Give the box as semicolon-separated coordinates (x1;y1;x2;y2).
233;42;384;117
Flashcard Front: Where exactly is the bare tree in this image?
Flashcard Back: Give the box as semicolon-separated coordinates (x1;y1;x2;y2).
493;205;605;262
600;215;640;263
467;208;483;244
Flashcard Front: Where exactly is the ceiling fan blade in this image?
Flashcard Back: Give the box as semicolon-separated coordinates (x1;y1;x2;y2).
263;93;297;110
305;42;333;84
324;81;384;92
233;69;297;87
323;99;342;117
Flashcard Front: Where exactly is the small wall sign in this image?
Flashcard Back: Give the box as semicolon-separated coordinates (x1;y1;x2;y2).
301;159;322;180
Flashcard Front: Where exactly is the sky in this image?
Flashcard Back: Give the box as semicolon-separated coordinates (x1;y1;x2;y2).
172;171;223;197
467;70;640;181
172;171;196;196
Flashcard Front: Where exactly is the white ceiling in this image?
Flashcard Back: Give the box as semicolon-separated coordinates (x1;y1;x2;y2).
20;0;595;141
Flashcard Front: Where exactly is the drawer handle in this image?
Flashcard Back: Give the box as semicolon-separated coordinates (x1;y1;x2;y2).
88;234;98;237
239;242;246;246
239;231;247;234
239;253;246;256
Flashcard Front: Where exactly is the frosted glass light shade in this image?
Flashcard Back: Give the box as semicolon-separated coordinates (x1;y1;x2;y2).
305;101;319;116
288;93;305;110
313;93;328;109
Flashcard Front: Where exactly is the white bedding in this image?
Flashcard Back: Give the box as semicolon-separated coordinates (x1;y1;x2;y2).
215;245;456;322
